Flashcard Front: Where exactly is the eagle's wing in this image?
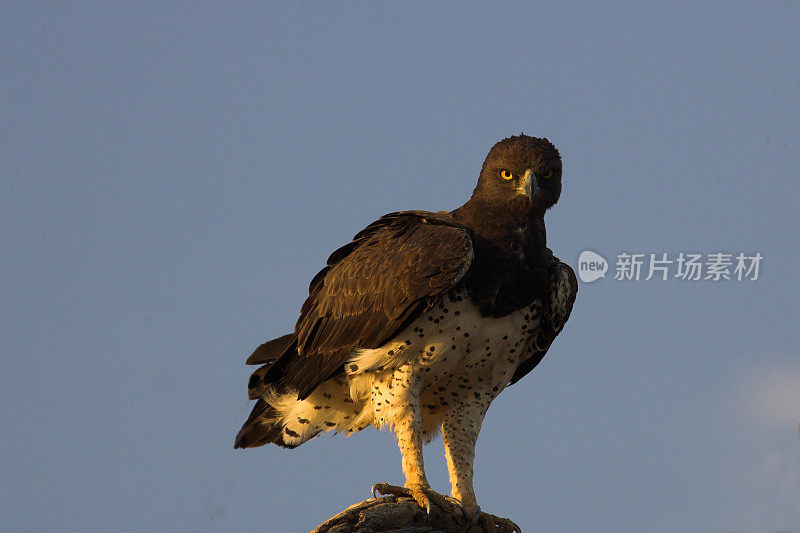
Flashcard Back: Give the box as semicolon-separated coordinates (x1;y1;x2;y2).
263;211;474;400
508;258;577;386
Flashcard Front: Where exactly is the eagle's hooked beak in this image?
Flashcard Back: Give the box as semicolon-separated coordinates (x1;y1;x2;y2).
519;169;536;203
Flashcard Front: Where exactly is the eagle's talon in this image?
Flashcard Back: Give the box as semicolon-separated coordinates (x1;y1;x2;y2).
369;482;458;515
406;483;435;514
370;482;383;499
446;495;466;518
370;482;400;500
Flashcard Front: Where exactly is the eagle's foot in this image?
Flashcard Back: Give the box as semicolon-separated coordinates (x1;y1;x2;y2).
370;482;460;515
469;506;522;533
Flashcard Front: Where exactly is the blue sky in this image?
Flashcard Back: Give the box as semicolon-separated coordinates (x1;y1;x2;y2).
2;3;798;532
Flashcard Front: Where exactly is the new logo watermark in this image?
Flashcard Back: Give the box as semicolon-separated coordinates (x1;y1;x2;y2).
578;250;608;283
576;251;762;283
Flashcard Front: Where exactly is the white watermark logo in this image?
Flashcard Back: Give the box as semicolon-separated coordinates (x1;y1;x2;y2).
577;251;762;282
578;250;608;283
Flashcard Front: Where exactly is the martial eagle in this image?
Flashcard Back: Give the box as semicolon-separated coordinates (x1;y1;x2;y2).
235;135;577;531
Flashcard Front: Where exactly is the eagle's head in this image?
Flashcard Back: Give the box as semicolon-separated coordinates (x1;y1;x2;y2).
472;134;563;218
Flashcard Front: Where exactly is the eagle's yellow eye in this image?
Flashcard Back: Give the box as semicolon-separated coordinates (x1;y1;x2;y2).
499;170;514;180
544;169;554;179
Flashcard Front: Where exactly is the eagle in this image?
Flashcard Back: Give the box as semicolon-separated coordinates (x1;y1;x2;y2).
235;135;577;531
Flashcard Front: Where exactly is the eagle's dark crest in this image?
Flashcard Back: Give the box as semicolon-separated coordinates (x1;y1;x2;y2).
236;135;577;531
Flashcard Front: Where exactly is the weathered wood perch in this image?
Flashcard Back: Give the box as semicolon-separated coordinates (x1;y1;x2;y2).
311;492;517;533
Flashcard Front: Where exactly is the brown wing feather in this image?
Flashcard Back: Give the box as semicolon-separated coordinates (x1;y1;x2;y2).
264;211;473;400
508;258;578;386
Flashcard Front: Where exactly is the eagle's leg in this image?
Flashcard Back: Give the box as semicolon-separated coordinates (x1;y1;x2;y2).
441;399;485;514
395;399;429;493
370;364;452;513
442;398;520;532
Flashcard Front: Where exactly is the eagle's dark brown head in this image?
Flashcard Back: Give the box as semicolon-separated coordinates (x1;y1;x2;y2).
454;135;563;246
473;134;563;216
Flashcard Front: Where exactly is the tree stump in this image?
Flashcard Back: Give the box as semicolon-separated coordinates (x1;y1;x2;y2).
311;493;505;533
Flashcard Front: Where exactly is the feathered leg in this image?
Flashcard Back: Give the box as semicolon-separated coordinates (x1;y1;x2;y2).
442;395;520;532
369;364;457;513
441;398;484;513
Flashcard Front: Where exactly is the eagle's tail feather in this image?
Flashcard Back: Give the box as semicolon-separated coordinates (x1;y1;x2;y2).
236;380;367;450
247;365;271;400
246;335;301;400
234;397;300;449
246;333;295;365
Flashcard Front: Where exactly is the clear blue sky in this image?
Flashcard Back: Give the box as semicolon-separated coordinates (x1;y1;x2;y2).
2;3;798;532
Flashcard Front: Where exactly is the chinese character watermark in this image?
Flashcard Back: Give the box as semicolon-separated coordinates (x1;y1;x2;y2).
577;251;762;283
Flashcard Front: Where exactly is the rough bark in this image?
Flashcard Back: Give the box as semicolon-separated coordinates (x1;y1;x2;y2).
311;494;494;533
